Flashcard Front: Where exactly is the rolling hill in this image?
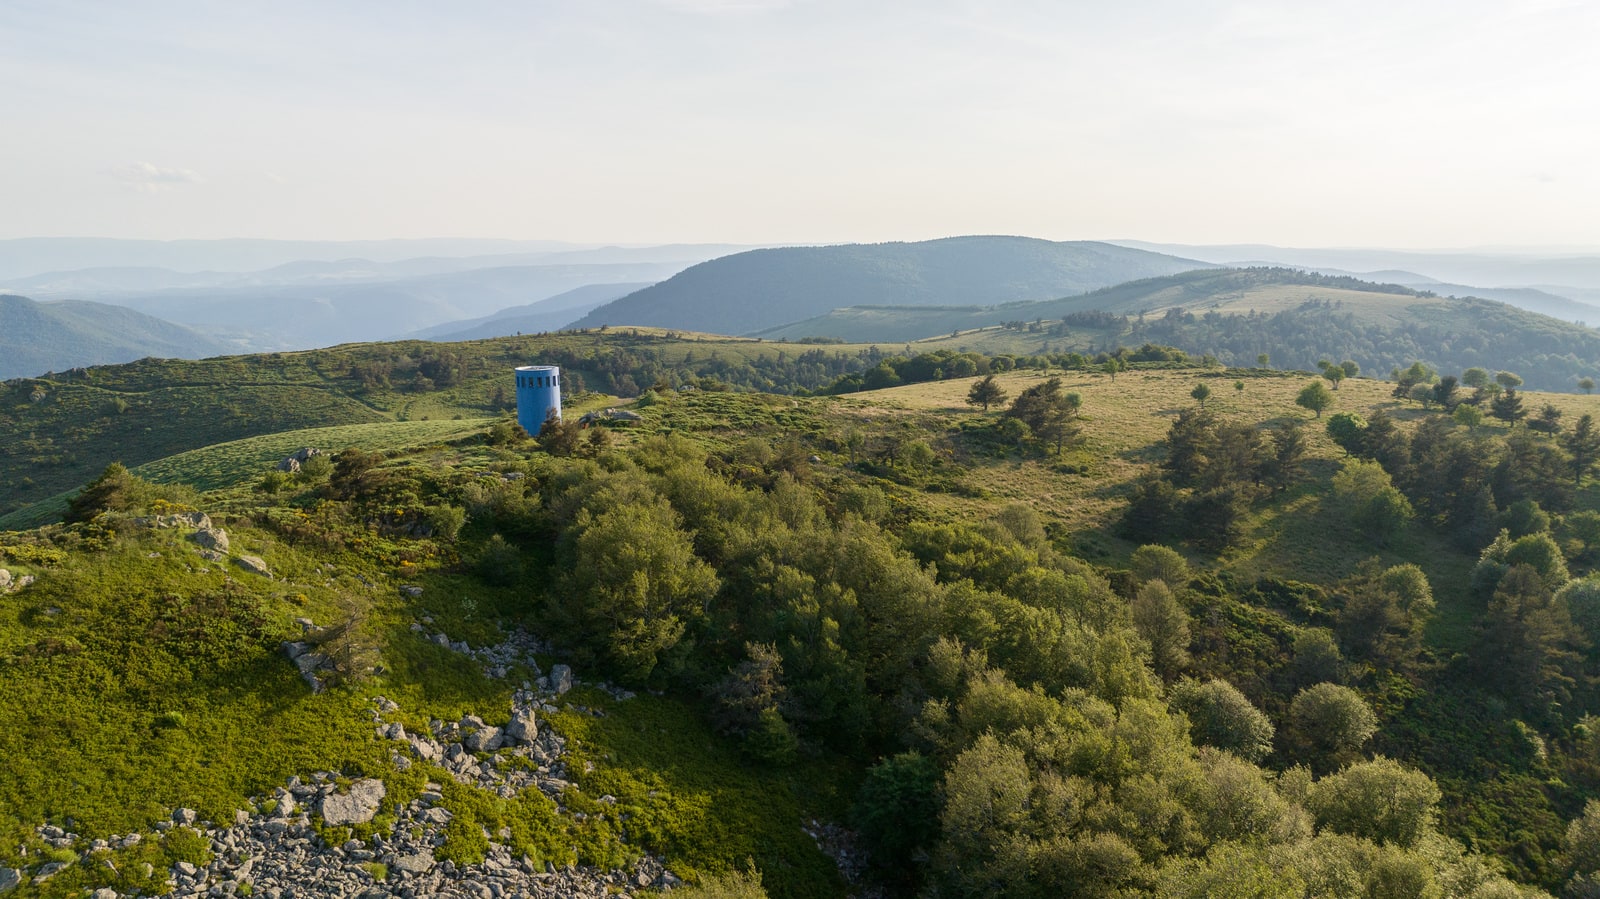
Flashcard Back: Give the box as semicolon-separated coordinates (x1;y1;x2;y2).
411;282;653;341
765;267;1600;392
0;293;226;379
568;236;1209;335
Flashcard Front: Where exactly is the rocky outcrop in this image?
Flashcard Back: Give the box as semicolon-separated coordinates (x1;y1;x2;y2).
278;447;322;473
13;682;676;899
189;527;230;553
132;511;212;530
234;555;271;578
319;778;386;826
547;664;573;695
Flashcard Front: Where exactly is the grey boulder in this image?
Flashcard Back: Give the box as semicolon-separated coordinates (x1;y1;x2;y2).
320;778;386;826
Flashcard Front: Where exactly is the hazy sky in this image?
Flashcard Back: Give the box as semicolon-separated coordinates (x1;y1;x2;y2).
4;0;1598;247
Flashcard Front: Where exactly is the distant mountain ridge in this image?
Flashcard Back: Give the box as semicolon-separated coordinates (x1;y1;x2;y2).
0;294;225;380
412;283;653;342
570;236;1210;335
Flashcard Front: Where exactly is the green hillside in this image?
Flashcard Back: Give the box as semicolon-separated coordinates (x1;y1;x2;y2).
779;269;1600;392
0;329;913;521
11;345;1600;896
0;293;226;380
569;236;1208;336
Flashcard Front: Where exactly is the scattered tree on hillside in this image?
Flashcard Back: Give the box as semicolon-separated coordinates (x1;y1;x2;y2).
539;409;583;456
1529;403;1565;436
1410;383;1435;409
1004;377;1082;454
1582;377;1596;395
1496;371;1524;390
1323;365;1345;390
1491;389;1526;427
1331;460;1413;547
1132;579;1191;680
1305;758;1441;848
1262;422;1308;492
1453;403;1484;430
966;374;1007;412
1393;361;1436;399
1431;374;1460;411
1566;414;1600;485
1257;353;1270;368
1463;367;1491;389
1341;360;1360;379
1170;678;1274;762
1190;382;1211;408
1288;683;1378;771
1326;412;1367;456
1296;380;1335;418
64;461;139;523
1130;544;1190;588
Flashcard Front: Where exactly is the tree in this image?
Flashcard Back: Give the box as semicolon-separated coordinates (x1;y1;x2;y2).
1323;366;1345;390
1490;388;1526;427
559;496;720;683
1257;353;1271;368
1170;678;1274;762
966;374;1007;412
1331;460;1413;546
1004;377;1082;454
1340;360;1360;379
1529;403;1564;436
1234;379;1245;394
1132;579;1191;680
1190;382;1212;408
1326;412;1368;456
1564;800;1600;897
1431;375;1459;410
1567;414;1600;485
1262;422;1308;492
1452;403;1484;430
64;461;140;523
1102;358;1125;381
1462;367;1491;389
1495;370;1524;390
1582;377;1596;395
1296;381;1335;418
1481;563;1584;712
1288;683;1377;771
1130;544;1190;587
539;409;583;456
1306;758;1441;848
1409;383;1434;408
1392;360;1435;399
853;753;940;886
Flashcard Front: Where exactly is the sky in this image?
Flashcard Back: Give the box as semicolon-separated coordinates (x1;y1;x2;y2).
3;0;1598;248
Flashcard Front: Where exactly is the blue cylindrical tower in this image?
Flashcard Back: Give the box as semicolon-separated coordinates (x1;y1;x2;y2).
515;365;562;435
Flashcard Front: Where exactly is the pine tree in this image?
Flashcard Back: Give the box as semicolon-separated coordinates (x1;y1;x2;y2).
1566;414;1600;485
965;374;1007;412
